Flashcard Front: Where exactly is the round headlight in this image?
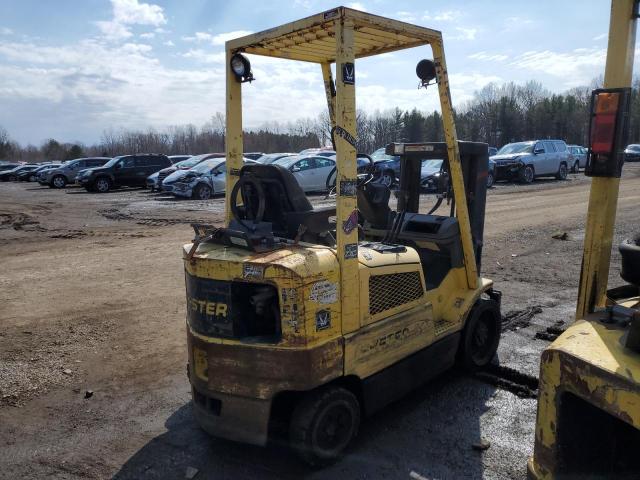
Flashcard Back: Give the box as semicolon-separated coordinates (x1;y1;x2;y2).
230;53;254;83
231;55;246;76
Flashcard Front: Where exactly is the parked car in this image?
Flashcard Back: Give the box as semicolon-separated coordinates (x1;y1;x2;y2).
155;153;223;192
488;146;498;157
0;162;22;172
256;153;296;164
159;153;225;193
77;154;172;193
272;154;336;192
420;159;445;192
42;157;110;188
243;152;264;161
19;163;61;182
567;145;588;172
168;155;192;164
146;155;194;191
172;157;253;200
370;147;401;187
624;144;640;162
0;164;39;182
491;140;570;183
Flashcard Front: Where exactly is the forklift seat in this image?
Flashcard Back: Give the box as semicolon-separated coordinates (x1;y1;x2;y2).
357;181;393;229
234;164;336;240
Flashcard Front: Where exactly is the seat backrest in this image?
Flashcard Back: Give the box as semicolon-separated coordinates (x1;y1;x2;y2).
357;181;392;229
236;164;314;228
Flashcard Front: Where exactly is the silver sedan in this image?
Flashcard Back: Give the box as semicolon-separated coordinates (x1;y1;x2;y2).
272;154;336;192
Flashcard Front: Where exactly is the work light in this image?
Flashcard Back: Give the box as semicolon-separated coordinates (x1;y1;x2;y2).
230;53;254;83
416;59;436;88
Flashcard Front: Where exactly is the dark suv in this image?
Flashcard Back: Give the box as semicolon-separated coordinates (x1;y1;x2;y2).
77;154;171;193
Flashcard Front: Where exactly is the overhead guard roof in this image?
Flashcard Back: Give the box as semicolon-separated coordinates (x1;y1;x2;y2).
226;6;442;64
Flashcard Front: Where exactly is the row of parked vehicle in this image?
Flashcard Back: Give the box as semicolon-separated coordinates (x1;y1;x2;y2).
1;141;636;199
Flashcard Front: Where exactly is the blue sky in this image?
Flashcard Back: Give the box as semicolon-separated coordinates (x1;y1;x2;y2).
0;0;623;145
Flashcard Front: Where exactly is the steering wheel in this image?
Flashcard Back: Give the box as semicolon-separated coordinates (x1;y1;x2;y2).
325;154;376;195
229;175;266;229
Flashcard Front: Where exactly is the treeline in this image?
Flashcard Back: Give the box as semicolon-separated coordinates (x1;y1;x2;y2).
5;77;640;162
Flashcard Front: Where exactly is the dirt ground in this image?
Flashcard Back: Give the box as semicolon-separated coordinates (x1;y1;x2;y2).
1;165;639;480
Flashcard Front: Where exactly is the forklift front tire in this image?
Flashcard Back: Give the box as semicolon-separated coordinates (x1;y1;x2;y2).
289;386;360;467
459;299;501;371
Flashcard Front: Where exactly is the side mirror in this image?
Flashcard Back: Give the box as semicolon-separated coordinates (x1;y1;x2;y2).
533;148;543;154
213;170;221;176
291;166;301;172
115;163;122;169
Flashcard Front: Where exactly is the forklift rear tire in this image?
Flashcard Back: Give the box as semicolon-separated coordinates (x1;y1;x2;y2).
459;299;501;371
290;386;360;467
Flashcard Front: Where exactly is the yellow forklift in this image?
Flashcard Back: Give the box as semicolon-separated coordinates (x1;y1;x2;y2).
183;7;501;465
528;0;640;478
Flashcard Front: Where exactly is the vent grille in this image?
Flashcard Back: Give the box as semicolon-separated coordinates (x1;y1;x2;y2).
369;271;424;316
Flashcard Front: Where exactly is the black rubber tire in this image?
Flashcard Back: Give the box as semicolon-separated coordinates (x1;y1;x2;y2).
93;176;111;193
193;183;212;200
28;175;36;182
8;174;17;182
486;171;494;188
556;162;568;180
51;175;67;188
458;299;501;371
290;386;360;467
572;160;580;173
518;165;534;184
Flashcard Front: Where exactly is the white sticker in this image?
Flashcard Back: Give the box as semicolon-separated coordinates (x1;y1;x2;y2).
243;263;264;279
309;280;338;304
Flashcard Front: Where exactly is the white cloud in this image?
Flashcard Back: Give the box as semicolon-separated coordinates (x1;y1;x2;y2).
183;30;253;46
469;51;509;62
95;20;133;40
347;2;367;12
593;33;607;41
163;40;175;47
510;47;606;86
181;49;226;63
112;0;166;26
448;27;477;41
0;27;13;35
140;32;155;39
95;0;166;42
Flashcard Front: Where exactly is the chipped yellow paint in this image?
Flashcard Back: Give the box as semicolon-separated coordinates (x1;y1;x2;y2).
530;318;640;479
432;40;477;290
530;4;639;476
224;48;243;225
576;0;637;318
334;18;360;335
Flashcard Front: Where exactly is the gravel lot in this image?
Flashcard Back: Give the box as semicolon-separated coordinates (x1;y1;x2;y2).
1;165;639;479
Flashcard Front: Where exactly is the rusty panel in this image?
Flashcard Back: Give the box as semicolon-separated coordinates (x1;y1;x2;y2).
189;332;343;399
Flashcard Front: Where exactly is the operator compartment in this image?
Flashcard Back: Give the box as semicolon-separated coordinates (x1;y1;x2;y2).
360;141;488;290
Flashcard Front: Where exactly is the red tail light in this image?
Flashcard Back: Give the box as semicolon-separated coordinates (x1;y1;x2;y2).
585;87;630;178
590;92;620;155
